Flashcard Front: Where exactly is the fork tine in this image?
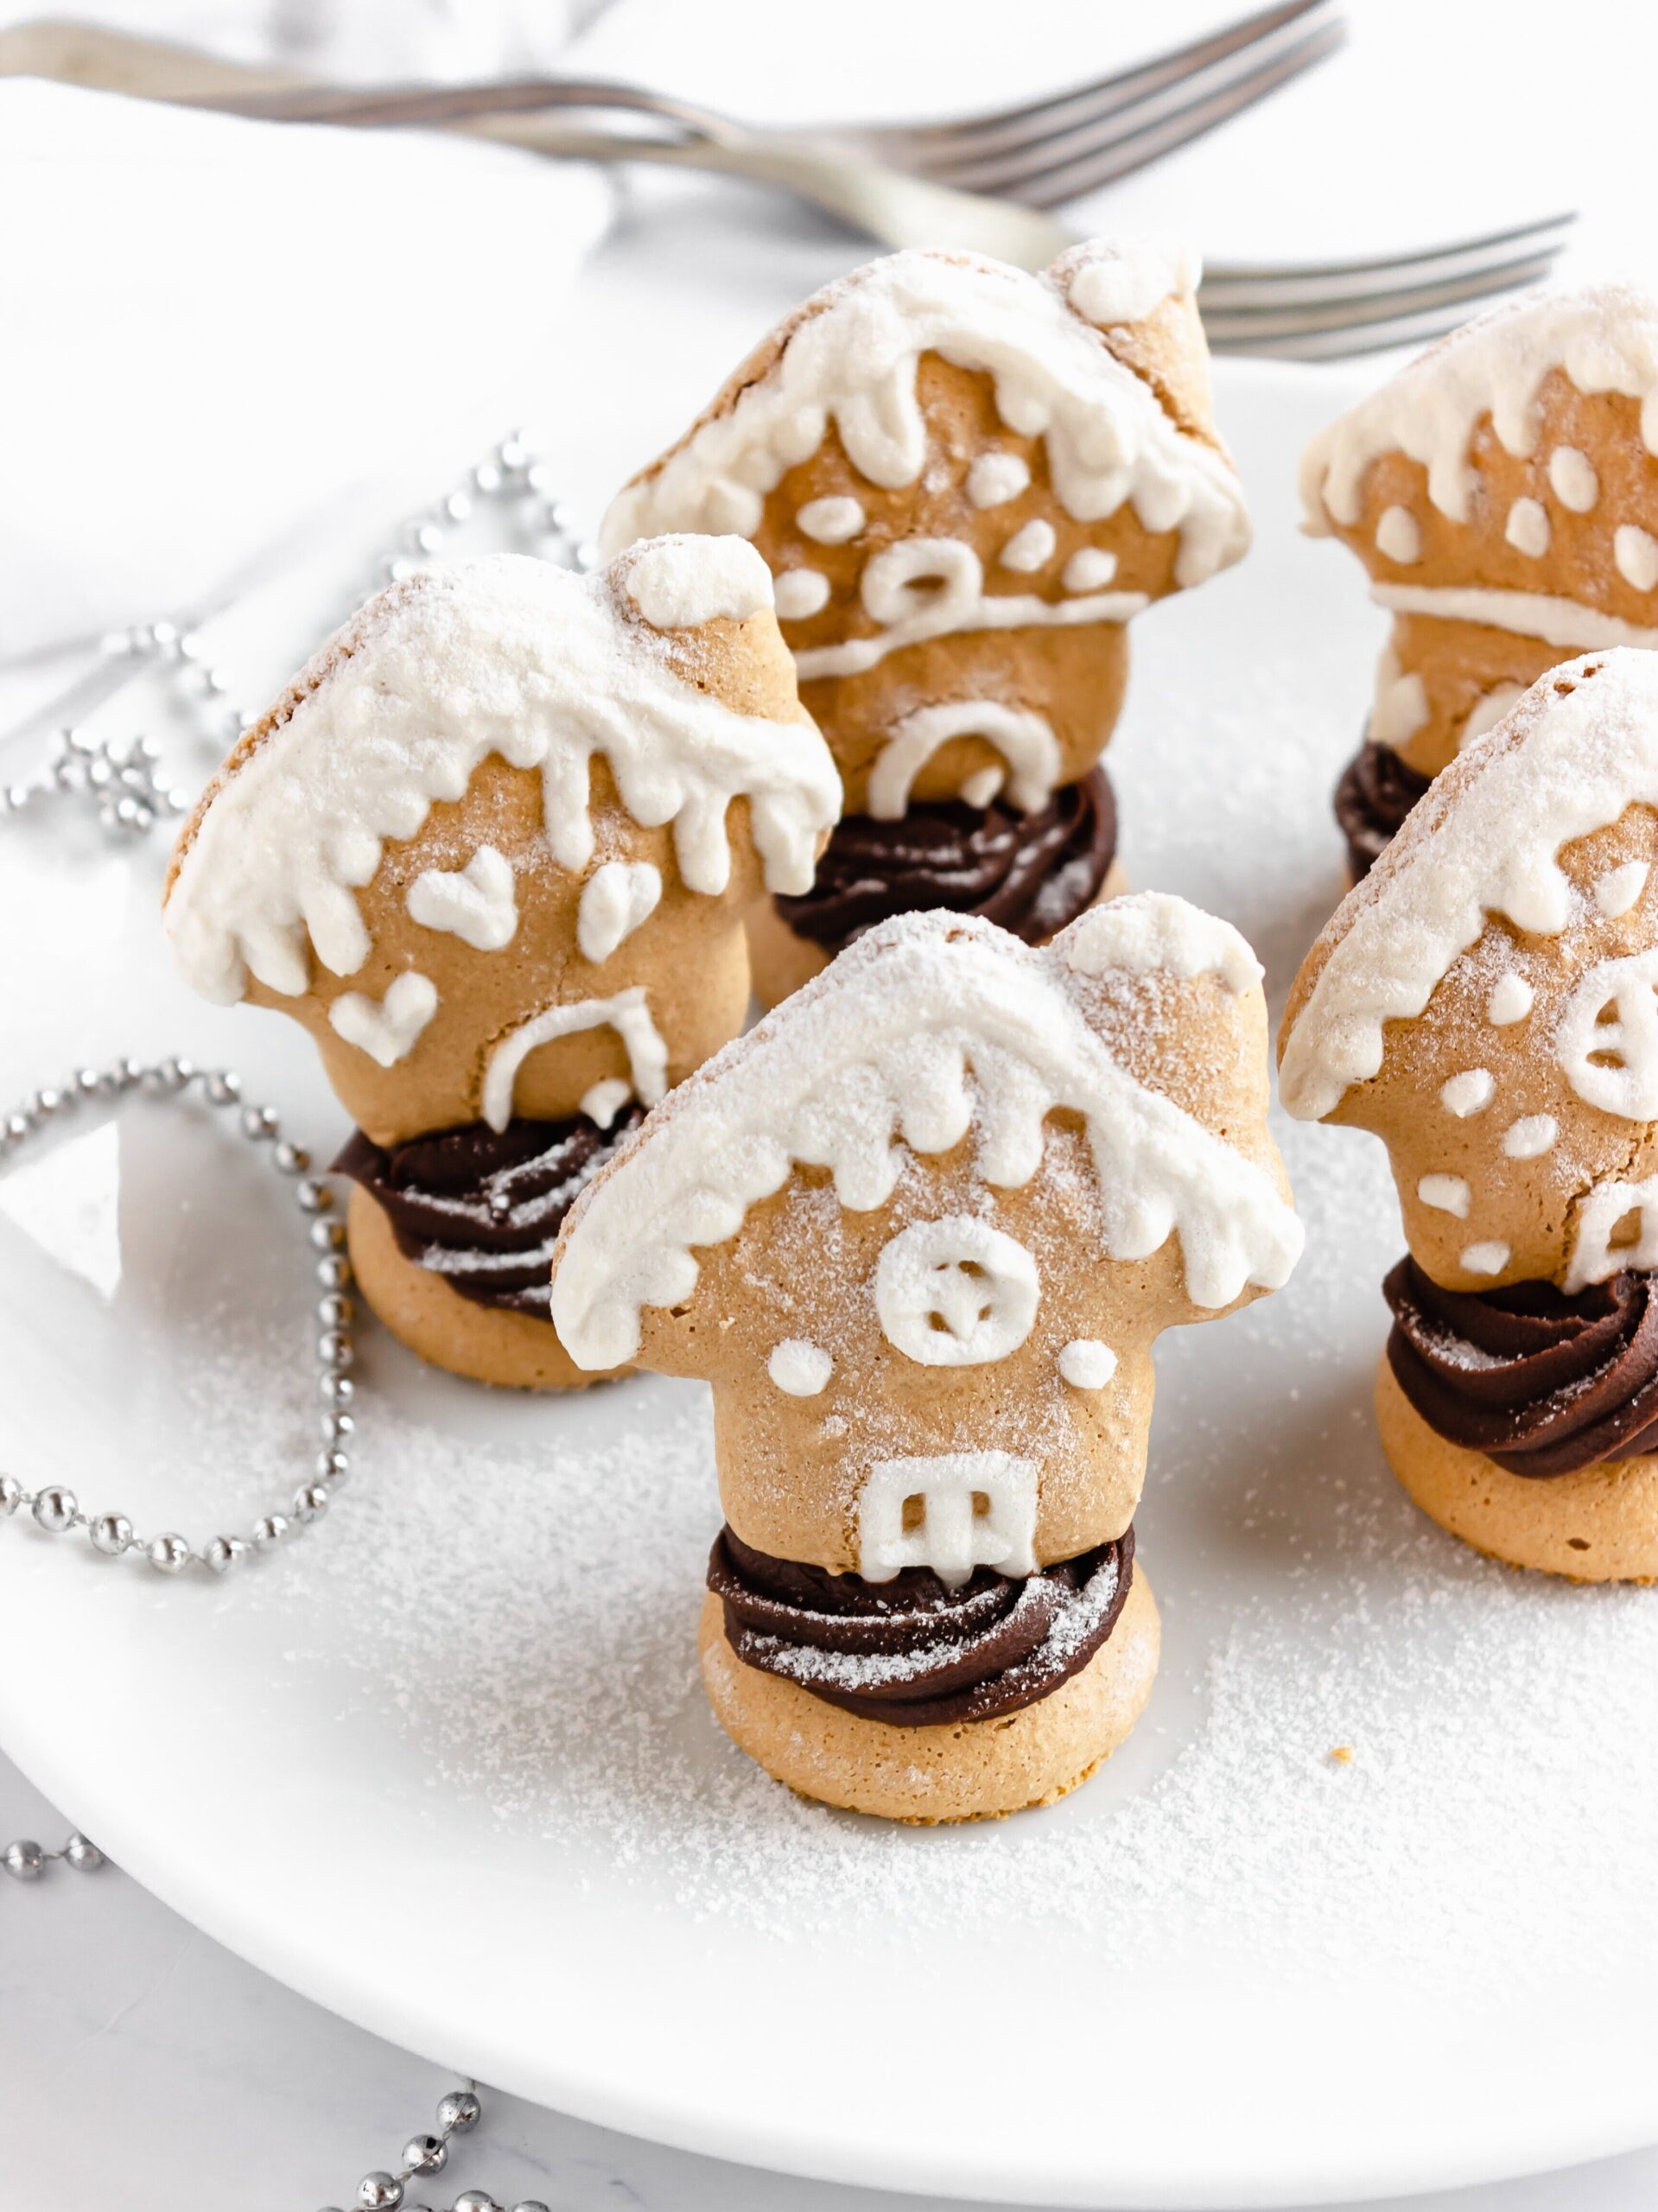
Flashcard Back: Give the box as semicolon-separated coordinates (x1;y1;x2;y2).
1210;299;1516;361
1201;249;1568;350
1200;213;1576;296
955;17;1344;207
861;0;1337;165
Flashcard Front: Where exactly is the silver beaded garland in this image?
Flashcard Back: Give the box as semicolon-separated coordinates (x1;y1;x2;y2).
0;1057;357;1576
305;2080;547;2212
0;434;580;845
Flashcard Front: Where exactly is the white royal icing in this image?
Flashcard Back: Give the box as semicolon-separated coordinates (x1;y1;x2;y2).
866;700;1061;819
873;1215;1039;1367
999;518;1057;572
1062;546;1118;593
1567;1174;1658;1290
1556;949;1658;1119
1487;971;1534;1024
1375;505;1420;563
1417;1174;1471;1218
967;451;1031;509
1440;1069;1495;1116
1369;641;1429;753
1299;283;1658;531
1505;497;1550;558
1460;683;1525;752
1550;446;1599;512
581;1077;632;1130
1058;1338;1117;1389
624;534;773;630
1062;889;1261;995
481;985;668;1134
1595;860;1648;918
1064;236;1200;328
1370;581;1658;652
772;569;830;620
327;971;438;1068
796;496;866;544
1280;652;1658;1122
767;1338;833;1396
600;245;1248;590
1615;525;1658;593
406;846;518;951
856;1450;1038;1586
576;860;663;964
550;906;1300;1370
164;555;839;1005
1502;1114;1558;1159
1461;1240;1510;1275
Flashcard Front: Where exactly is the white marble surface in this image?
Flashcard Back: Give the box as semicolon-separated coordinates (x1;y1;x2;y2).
8;4;1658;2204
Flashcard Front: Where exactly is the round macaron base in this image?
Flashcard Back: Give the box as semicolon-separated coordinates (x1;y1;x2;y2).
346;1183;627;1393
696;1566;1159;1823
1375;1353;1658;1584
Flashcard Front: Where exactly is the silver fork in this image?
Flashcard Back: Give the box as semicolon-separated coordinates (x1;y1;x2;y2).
1;7;1575;357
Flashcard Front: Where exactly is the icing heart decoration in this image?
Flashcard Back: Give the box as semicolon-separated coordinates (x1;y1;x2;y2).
577;860;663;964
405;846;518;951
327;972;439;1067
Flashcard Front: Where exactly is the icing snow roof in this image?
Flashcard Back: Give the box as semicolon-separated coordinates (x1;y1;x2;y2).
164;548;839;1006
600;243;1248;591
1280;649;1658;1122
1300;281;1658;531
551;899;1300;1371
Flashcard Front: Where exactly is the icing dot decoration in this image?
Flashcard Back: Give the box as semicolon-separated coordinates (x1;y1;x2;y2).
772;568;830;620
1615;524;1658;593
1418;1174;1471;1218
874;1215;1039;1368
999;518;1057;572
1058;1338;1117;1389
1461;1240;1510;1275
1440;1069;1495;1117
767;1338;834;1396
1502;1114;1558;1160
406;846;518;952
1595;860;1648;918
1375;505;1420;564
1549;447;1598;513
1061;546;1117;593
327;972;438;1068
966;451;1030;509
797;496;865;544
1487;971;1534;1025
1504;498;1550;559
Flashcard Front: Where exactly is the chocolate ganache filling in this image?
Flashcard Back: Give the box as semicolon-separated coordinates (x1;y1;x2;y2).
708;1524;1134;1727
1333;737;1431;880
1384;1255;1658;1476
774;762;1116;953
335;1109;644;1319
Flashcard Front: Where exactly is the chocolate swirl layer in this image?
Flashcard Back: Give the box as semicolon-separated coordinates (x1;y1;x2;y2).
1333;738;1430;880
774;763;1116;953
1384;1255;1658;1476
336;1109;643;1319
708;1524;1134;1727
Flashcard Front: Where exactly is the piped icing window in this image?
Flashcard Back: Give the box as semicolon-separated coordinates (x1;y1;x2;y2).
163;550;839;1007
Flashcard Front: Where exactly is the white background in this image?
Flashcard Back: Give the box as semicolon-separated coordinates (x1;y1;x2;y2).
5;3;1658;2207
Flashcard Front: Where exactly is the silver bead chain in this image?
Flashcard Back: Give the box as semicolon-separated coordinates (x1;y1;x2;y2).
0;1054;355;1573
324;2082;552;2212
0;432;593;842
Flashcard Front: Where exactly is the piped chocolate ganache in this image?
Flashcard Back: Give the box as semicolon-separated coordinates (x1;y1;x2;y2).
1384;1255;1658;1477
1333;738;1431;881
708;1525;1134;1727
775;763;1116;954
336;1109;644;1319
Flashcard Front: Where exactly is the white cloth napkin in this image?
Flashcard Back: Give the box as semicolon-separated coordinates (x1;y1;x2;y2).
0;79;611;658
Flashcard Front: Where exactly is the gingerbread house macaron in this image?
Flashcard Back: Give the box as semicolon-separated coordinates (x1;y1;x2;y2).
1280;649;1658;1580
1300;282;1658;880
163;543;837;1389
601;240;1250;1004
551;896;1301;1821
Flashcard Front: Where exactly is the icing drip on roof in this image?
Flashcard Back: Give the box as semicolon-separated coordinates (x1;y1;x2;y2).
1280;651;1658;1122
600;245;1248;591
1299;282;1658;531
552;906;1300;1370
164;551;838;1005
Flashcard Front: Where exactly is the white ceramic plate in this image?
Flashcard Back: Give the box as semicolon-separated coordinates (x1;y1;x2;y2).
3;364;1657;2211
